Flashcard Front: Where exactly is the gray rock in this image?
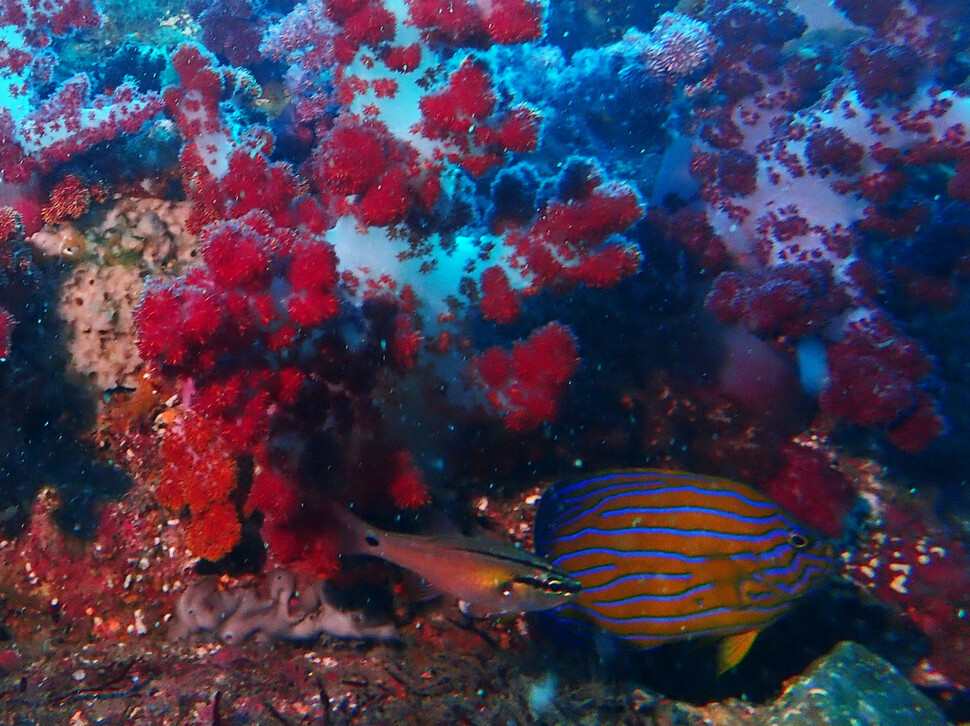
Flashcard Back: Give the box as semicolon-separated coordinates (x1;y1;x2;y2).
759;641;951;726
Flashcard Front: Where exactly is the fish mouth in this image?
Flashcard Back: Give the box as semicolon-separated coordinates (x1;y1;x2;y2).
514;574;583;596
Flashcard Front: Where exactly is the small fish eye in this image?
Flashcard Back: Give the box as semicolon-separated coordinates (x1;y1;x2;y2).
789;532;809;548
365;534;379;547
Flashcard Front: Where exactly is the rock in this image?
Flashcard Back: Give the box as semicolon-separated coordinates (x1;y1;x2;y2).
759;640;951;726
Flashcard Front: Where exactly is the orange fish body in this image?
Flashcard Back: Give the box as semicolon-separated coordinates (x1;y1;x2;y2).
330;503;580;616
534;469;834;672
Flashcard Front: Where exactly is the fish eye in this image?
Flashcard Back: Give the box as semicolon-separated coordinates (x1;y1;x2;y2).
789;532;809;548
365;534;379;547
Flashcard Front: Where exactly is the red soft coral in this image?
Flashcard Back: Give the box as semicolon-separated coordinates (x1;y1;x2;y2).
388;450;430;509
479;265;521;323
246;467;341;576
506;172;644;290
821;316;943;451
357;167;411;226
158;413;242;561
406;0;544;45
470;322;579;431
134;280;224;370
384;43;422;72
0;308;13;359
419;59;541;176
318;123;388;195
313;119;432;226
761;443;856;537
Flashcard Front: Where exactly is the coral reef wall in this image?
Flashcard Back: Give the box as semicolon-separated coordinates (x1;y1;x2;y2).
0;0;970;719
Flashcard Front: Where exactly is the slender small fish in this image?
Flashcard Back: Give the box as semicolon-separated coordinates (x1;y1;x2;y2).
331;504;581;616
534;469;834;673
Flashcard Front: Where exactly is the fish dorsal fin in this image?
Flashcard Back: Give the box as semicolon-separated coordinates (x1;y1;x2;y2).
717;629;760;675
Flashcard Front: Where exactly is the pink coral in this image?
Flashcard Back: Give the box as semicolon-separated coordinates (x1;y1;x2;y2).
636;12;716;82
165;44;300;232
804;127;866;176
19;76;164;168
656;0;970;452
260;0;339;72
0;2;163;232
0;0;100;40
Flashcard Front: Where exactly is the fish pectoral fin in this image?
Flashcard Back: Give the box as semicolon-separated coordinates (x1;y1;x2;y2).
400;571;441;604
717;629;760;675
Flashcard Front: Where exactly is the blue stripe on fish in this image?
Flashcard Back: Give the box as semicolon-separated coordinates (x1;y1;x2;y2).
547;485;783;530
580;573;698;594
590;583;716;606
552;526;794;545
562;603;791;626
552;541;802;564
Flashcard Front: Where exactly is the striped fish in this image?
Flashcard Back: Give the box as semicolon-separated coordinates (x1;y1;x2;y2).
534;469;834;673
